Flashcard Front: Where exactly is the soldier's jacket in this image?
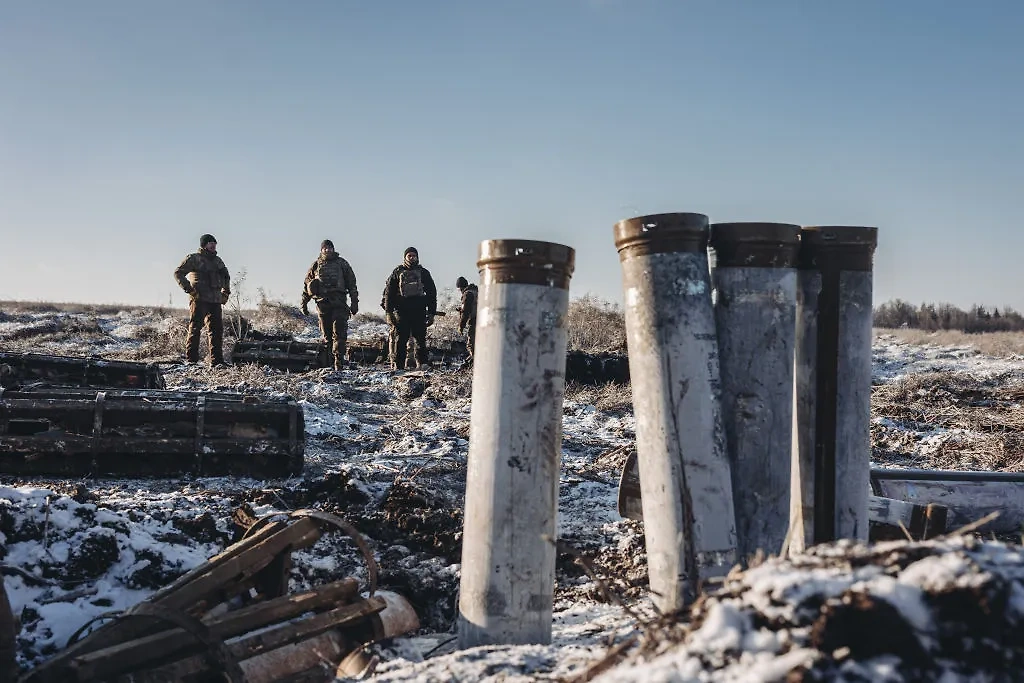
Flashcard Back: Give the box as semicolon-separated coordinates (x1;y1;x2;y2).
381;264;437;318
302;252;358;311
459;284;478;330
174;251;230;304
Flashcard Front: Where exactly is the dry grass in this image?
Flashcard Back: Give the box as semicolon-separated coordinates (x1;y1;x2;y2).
871;370;1024;471
0;314;106;348
170;362;332;400
246;299;307;338
876;328;1024;358
567;295;627;354
354;311;386;325
565;381;633;414
112;318;191;362
0;300;175;316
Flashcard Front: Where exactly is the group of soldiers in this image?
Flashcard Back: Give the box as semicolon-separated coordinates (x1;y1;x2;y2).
174;235;478;370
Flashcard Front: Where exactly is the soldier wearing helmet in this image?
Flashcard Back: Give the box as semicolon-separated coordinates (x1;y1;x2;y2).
456;276;478;363
301;239;359;370
173;234;231;367
381;247;437;370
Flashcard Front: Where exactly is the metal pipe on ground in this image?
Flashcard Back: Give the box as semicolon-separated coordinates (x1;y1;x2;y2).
457;239;575;648
871;467;1024;483
790;226;878;552
614;213;738;611
710;222;800;563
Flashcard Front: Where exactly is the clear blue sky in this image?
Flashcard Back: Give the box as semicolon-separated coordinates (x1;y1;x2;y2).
2;1;1022;311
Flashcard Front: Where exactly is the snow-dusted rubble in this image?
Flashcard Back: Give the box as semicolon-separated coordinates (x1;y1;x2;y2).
1;308;1023;680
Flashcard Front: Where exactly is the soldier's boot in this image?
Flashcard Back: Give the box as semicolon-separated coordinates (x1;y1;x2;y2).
184;334;201;364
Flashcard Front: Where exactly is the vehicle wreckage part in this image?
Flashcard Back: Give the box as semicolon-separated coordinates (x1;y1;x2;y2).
458;238;574;649
614;212;739;611
790;226;878;552
710;222;800;564
0;387;304;477
0;351;165;390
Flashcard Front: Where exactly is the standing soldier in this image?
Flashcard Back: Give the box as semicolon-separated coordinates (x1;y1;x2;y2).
456;276;478;363
174;234;230;367
301;239;359;371
381;246;437;370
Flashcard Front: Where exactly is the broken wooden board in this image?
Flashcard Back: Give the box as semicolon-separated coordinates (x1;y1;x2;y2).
872;468;1024;534
867;495;947;539
0;387;304;477
23;517;323;683
617;453;954;541
0;351;165;390
64;579;361;681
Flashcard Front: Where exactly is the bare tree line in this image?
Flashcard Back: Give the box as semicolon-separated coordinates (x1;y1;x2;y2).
874;299;1024;333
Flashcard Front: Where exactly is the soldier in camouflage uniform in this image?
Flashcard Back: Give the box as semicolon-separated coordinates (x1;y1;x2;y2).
174;234;231;366
381;247;437;370
456;276;479;362
301;239;359;370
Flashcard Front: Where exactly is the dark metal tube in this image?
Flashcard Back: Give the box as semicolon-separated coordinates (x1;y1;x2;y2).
871;467;1024;483
791;226;878;551
710;222;800;562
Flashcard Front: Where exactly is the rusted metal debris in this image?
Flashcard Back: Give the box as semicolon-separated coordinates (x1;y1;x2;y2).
0;387;304;477
21;510;419;683
0;352;165;390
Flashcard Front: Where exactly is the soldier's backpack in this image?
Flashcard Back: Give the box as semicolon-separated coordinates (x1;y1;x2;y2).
398;268;426;297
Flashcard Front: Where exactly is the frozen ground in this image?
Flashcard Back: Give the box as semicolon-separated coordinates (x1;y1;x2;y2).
1;308;1023;681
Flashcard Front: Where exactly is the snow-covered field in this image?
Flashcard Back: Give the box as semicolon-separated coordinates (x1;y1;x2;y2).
1;308;1023;681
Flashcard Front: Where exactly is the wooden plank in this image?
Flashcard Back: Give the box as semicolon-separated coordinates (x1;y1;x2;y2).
67;578;359;681
113;597;386;682
0;452;300;479
0;352;165;390
622;456;950;540
867;495;947;539
0;437;297;455
0;398;297;416
28;519;321;683
873;478;1021;533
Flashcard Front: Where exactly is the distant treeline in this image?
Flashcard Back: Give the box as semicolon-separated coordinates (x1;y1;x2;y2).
873;299;1024;332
